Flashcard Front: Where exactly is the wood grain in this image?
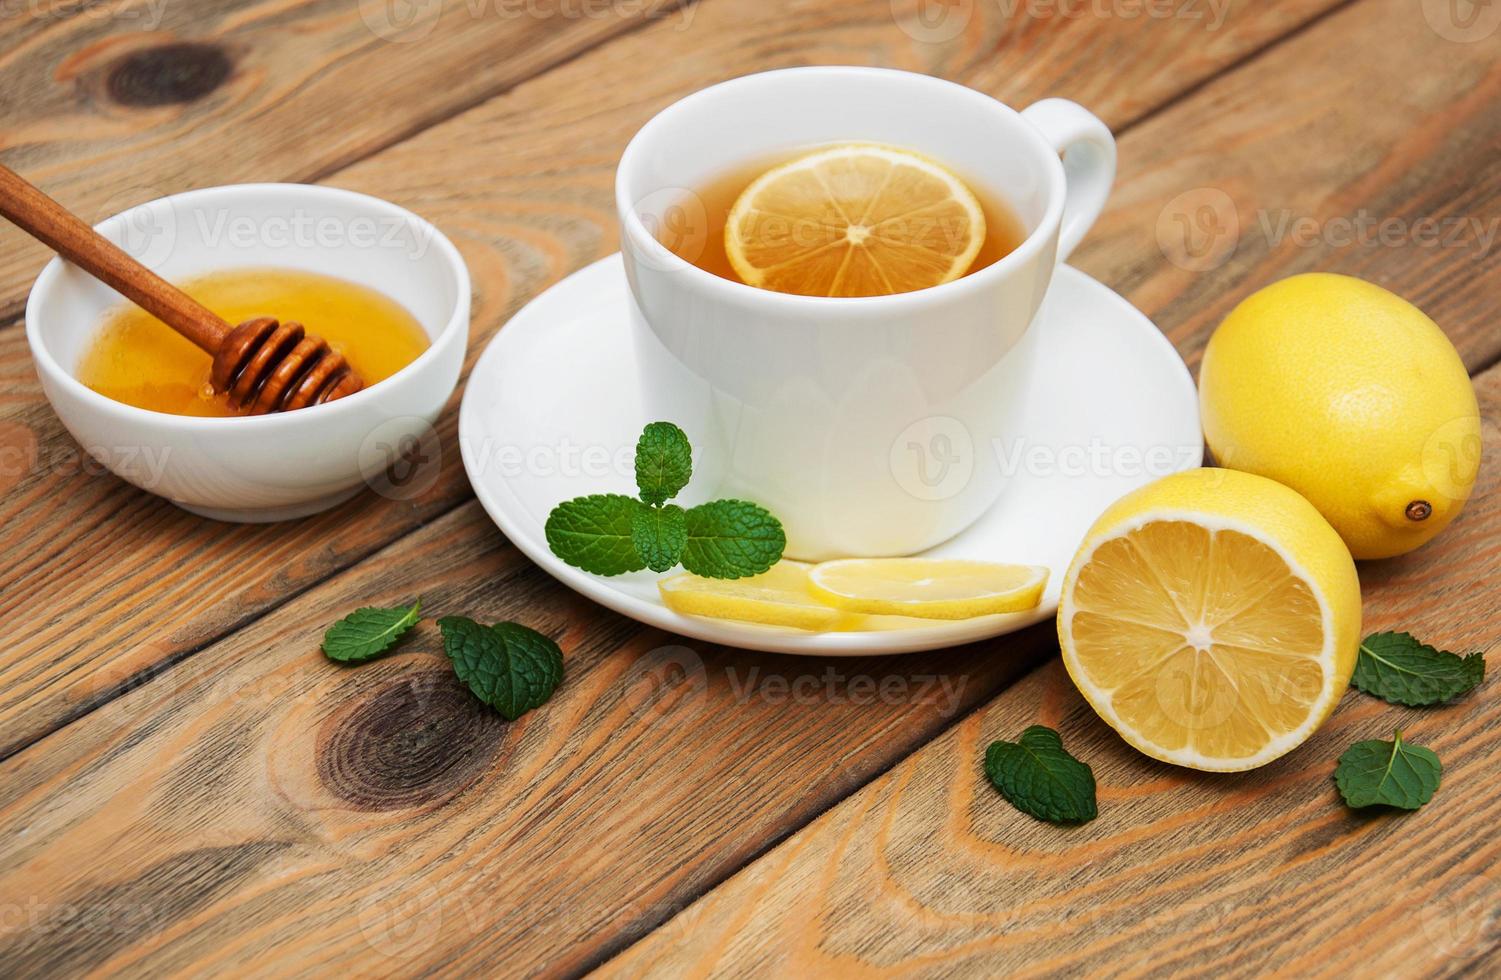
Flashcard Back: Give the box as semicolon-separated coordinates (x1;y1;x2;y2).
0;501;1057;977
2;2;1499;973
0;0;1349;757
2;0;1501;972
0;0;690;319
600;363;1501;977
1070;0;1501;374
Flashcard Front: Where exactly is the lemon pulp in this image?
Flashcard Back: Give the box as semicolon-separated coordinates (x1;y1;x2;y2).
1059;468;1361;772
724;144;986;297
1068;522;1331;763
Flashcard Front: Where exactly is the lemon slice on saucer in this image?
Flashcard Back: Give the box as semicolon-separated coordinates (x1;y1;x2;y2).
807;559;1048;620
1058;468;1361;772
724;144;986;297
659;560;855;631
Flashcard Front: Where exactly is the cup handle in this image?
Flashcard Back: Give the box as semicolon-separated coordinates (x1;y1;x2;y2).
1020;99;1116;262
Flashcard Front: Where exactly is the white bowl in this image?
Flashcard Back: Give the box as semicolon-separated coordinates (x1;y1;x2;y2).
25;183;469;522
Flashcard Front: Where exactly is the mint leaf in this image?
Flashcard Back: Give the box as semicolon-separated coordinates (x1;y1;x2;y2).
1335;730;1441;810
322;600;421;663
1352;632;1485;706
632;503;686;573
984;726;1097;824
437;616;564;720
680;499;785;579
635;422;693;506
546;494;648;575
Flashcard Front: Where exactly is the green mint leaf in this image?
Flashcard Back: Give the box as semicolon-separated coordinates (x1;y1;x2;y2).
632;503;687;573
437;616;564;721
322;600;421;663
984;726;1097;824
1352;631;1485;706
680;499;786;579
546;494;648;576
1334;730;1441;810
635;422;693;506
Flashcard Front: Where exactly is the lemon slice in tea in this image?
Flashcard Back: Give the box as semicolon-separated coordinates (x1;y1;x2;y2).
724;144;986;297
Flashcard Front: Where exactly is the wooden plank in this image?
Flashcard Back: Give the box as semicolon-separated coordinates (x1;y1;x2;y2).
0;500;1055;977
599;361;1501;978
0;0;1348;757
0;0;690;318
1;2;1497;973
1071;0;1501;373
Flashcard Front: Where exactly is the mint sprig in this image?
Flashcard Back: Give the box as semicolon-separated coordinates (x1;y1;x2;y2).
437;616;564;721
322;600;421;663
547;422;786;579
1352;631;1485;707
984;726;1098;824
1334;729;1441;811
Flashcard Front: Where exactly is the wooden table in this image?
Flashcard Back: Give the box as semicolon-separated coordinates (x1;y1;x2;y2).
1;1;1498;975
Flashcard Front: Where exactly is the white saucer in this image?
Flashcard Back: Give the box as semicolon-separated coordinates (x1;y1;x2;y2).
459;255;1202;655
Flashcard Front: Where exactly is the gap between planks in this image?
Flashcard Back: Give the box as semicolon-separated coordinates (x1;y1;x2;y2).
0;0;1375;773
2;0;1488;970
0;6;1427;972
585;355;1501;978
0;0;706;760
0;0;702;329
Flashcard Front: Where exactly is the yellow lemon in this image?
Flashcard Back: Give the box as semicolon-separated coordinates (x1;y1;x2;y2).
658;560;855;631
808;558;1047;620
1199;273;1481;559
724;144;985;297
1058;468;1361;772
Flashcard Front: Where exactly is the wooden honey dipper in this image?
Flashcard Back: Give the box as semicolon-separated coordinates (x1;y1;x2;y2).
0;164;362;413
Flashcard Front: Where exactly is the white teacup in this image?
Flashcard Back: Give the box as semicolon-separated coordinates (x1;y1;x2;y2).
616;67;1115;559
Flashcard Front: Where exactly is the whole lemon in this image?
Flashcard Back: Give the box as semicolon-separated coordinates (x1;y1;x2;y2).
1200;273;1481;559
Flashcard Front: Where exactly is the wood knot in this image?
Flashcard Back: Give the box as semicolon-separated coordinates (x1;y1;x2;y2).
317;671;506;811
106;43;232;106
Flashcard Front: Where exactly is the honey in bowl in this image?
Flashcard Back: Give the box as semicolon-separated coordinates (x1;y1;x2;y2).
76;267;429;417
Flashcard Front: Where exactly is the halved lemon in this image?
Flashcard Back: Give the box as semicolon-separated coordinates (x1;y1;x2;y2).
808;559;1048;620
1058;468;1362;772
724;144;986;297
658;560;855;631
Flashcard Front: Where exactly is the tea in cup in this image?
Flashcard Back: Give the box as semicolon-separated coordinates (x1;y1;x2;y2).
617;67;1116;559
